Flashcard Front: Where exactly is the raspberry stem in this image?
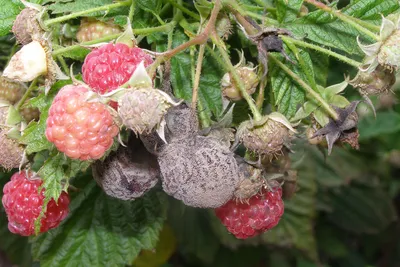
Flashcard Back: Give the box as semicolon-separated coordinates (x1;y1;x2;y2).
281;36;362;68
192;45;206;110
43;1;132;27
16;78;37;111
52;23;176;57
212;33;263;122
269;54;339;120
147;0;222;77
303;0;380;41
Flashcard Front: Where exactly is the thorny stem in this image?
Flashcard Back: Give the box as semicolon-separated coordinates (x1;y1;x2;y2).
269;54;339;120
192;44;205;109
281;36;362;68
44;1;132;27
213;33;262;121
303;0;380;41
17;79;38;110
147;0;222;77
52;22;176;57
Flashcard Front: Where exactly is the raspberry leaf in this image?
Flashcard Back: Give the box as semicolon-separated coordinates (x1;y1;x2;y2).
358;111;400;140
31;173;167;267
169;29;224;119
275;0;304;24
0;0;23;37
327;183;397;234
270;47;313;118
286;0;399;55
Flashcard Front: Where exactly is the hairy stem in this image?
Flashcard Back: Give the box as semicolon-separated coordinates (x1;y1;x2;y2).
304;0;380;41
281;36;362;67
147;0;222;77
17;79;37;110
255;73;266;110
192;45;206;109
212;34;262;121
269;54;339;120
44;1;132;27
52;22;176;57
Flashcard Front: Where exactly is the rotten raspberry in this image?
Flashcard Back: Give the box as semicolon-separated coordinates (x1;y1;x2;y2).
215;187;284;239
2;171;70;236
45;85;119;160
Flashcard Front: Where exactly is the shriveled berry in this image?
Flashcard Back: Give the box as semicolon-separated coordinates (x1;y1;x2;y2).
234;160;264;201
92;137;159;200
215;187;284;239
2;171;70;236
118;88;176;134
46;85;119;160
350;65;396;95
240;119;290;155
221;67;259;101
77;18;122;43
82;43;153;95
0;131;24;170
159;136;242;208
0;78;25;104
20;105;40;122
12;8;43;45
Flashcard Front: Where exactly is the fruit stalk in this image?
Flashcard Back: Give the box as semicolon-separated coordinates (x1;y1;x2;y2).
269;54;339;120
166;0;200;20
212;33;262;121
16;78;37;110
44;1;132;27
147;0;222;77
192;44;205;109
281;36;362;68
303;0;380;41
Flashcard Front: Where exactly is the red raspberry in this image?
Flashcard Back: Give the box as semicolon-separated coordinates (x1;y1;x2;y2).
45;85;119;160
2;171;70;236
215;188;284;239
82;43;153;95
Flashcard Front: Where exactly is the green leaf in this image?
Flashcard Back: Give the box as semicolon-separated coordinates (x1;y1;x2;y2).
327;183;397;234
0;171;32;267
270;47;313;118
137;0;163;17
358;111;400;140
275;0;304;23
0;0;23;37
46;0;112;14
32;174;167;267
168;198;220;265
53;44;90;62
342;0;399;21
169;29;223;119
286;0;399;55
20;80;72;154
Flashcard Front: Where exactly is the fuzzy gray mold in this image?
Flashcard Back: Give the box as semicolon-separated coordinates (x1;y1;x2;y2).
158;136;241;208
92;137;160;200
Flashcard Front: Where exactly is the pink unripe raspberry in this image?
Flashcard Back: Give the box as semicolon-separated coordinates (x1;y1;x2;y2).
46;85;119;160
2;171;70;236
82;43;153;95
215;188;284;239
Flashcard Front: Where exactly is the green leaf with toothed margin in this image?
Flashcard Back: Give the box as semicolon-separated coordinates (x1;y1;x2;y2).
31;173;167;267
